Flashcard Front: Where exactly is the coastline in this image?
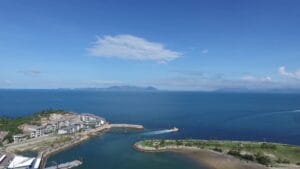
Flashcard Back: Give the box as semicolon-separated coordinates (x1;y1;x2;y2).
134;141;300;169
40;123;143;168
3;123;143;169
134;143;267;169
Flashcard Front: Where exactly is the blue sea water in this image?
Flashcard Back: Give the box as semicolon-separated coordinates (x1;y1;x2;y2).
0;90;300;169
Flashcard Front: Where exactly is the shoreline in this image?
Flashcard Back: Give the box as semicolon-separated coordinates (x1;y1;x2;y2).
134;140;300;169
4;123;143;169
40;123;143;168
134;144;267;169
40;123;144;168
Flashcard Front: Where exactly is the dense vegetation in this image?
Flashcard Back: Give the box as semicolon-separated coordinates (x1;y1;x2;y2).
138;139;300;167
0;109;66;143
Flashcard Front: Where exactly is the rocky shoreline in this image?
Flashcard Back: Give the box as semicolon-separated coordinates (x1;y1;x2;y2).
134;140;300;169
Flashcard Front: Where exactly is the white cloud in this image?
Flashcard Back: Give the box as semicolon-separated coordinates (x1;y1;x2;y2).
88;34;181;63
18;70;41;77
3;80;12;85
278;66;300;80
0;80;13;87
240;75;272;82
145;73;282;91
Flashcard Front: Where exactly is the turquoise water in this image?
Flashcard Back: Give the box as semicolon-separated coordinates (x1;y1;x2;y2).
1;90;300;168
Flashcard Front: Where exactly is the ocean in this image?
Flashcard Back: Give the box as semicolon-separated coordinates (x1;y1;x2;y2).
0;90;300;169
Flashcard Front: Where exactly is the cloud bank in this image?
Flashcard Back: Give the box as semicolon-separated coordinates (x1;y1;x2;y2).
88;34;181;63
278;66;300;80
240;75;272;82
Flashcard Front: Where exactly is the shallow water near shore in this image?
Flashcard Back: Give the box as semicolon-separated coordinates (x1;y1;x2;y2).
1;90;300;169
45;131;202;169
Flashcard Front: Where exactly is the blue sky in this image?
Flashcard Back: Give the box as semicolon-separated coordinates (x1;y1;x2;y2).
0;0;300;90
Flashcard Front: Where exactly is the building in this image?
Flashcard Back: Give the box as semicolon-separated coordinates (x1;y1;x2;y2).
80;114;106;128
8;156;35;169
13;134;29;143
44;124;57;134
80;113;98;122
13;113;106;140
58;126;77;135
28;126;45;138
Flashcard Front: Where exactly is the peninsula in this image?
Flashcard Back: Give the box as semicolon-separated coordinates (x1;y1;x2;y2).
134;139;300;169
0;109;143;169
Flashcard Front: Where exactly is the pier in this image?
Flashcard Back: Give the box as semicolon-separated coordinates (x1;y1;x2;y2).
109;124;144;130
45;160;82;169
3;122;144;169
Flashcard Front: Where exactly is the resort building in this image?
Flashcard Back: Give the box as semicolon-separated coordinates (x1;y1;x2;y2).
28;126;44;138
58;126;75;135
80;113;106;128
13;134;29;143
12;113;107;142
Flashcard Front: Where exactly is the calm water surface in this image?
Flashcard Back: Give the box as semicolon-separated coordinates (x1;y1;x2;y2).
1;90;300;169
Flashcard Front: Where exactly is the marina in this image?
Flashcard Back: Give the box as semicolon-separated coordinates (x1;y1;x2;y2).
0;110;144;169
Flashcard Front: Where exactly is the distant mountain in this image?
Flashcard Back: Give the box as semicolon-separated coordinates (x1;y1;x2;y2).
75;86;158;92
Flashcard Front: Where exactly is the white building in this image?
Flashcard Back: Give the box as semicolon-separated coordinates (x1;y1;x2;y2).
80;114;106;128
28;126;45;138
80;113;97;122
8;156;35;169
58;126;77;135
57;129;68;135
13;134;29;143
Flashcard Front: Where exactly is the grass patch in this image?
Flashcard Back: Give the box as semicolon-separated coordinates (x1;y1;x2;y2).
137;139;300;166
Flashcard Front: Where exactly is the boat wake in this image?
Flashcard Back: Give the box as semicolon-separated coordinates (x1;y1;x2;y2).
292;109;300;113
142;129;175;136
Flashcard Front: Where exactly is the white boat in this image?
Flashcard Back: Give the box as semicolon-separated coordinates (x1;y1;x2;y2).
171;127;179;132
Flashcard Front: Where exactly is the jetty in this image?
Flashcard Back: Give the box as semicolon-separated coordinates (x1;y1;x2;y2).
0;110;145;169
108;124;144;130
45;160;82;169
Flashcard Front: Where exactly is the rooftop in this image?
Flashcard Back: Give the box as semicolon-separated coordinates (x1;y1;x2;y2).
8;155;35;168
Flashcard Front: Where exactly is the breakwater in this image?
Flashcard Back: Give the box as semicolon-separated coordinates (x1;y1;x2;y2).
108;124;144;130
39;123;143;168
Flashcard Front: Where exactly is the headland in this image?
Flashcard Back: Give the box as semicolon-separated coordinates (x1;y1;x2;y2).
134;139;300;169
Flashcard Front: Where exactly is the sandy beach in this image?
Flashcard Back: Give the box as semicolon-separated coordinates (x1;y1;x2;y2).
175;149;268;169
